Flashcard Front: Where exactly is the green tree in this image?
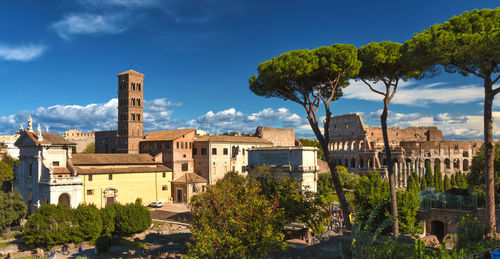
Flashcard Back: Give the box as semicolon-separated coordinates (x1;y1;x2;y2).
297;138;323;159
397;180;421;234
451;174;457;187
353;172;390;232
114;203;151;236
82;142;95;153
249;44;362;228
74;204;103;241
250;166;329;234
469;143;500;196
444;175;452;191
22;204;79;249
188;172;285;258
0;155;18;181
358;41;421;237
406;8;500;236
101;203;119;235
0;191;26;232
421;177;427;190
434;162;443;192
424;161;434;188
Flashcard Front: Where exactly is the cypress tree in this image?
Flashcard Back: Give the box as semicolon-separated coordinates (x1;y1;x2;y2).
451;174;457;187
434;162;443;192
424;161;434;188
421;177;427;190
444;175;451;191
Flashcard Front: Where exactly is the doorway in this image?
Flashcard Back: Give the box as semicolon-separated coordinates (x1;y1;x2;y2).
176;189;183;203
431;220;445;241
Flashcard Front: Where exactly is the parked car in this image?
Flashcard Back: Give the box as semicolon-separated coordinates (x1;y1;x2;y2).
149;201;163;208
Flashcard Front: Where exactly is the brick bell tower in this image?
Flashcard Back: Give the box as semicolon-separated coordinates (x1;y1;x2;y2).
117;69;144;154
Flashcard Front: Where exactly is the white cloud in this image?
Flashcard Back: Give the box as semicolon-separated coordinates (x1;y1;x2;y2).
0;44;46;61
362;109;500;140
50;13;128;40
343;80;483;106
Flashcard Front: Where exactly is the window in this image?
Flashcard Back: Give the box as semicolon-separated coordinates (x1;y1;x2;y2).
87;190;94;195
29;163;32;177
193;148;197;155
189;142;192;149
108;174;113;180
89;175;93;181
176;142;179;149
137;114;140;121
201;148;207;155
52;161;60;167
162;172;166;178
131;82;135;90
137;99;141;106
162;185;168;191
345;123;349;128
454;144;459;149
223;148;228;155
212;148;217;155
182;163;188;171
241;166;246;172
463;151;469;157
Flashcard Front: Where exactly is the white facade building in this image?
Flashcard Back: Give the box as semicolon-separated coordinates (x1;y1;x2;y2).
13;117;82;214
247;146;319;192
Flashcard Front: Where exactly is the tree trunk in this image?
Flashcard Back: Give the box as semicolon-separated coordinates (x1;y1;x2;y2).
307;118;352;229
381;101;399;237
484;78;496;237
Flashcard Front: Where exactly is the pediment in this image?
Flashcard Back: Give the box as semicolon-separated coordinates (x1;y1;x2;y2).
15;131;39;147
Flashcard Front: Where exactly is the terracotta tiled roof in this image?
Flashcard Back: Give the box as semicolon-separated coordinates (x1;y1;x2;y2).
118;69;144;76
173;173;207;183
71;154;160;165
24;131;75;145
53;167;70;174
74;165;171;174
195;135;272;144
142;129;195;142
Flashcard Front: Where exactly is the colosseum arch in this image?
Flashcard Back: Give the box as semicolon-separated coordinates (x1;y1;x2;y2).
445;158;451;169
463;160;469;171
359;158;364;168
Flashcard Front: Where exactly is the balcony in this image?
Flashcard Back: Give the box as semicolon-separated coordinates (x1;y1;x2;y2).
40;176;82;186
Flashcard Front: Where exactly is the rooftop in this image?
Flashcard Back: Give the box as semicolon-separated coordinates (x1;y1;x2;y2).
142;129;196;142
195;135;272;144
72;153;160;165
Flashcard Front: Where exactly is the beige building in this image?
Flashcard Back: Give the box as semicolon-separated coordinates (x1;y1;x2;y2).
71;153;172;208
140;129;196;180
63;129;95;153
171;172;207;203
193;135;272;184
247;146;319;192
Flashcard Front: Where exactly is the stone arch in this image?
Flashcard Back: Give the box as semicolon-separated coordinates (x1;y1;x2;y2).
453;159;460;169
58;193;71;208
351;158;356;168
344;158;349;167
383;158;387;166
434;158;441;167
368;158;373;168
430;220;446;242
445;158;450;169
359;158;364;168
463;159;469;171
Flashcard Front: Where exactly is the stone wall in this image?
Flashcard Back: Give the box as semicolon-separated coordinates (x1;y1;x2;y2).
255;126;295;146
95;130;117;153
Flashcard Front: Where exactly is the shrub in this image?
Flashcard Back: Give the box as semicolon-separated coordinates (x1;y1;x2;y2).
95;234;111;253
114;203;151;236
0;191;26;232
101;203;119;235
74;204;103;241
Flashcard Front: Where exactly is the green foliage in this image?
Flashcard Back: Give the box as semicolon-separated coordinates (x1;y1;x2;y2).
114;203;152;236
297;138;323;159
353;172;390;233
95;234;111;253
352;172;420;234
455;172;468;188
22;204;79;249
451;174;457;187
318;166;358;194
405;8;500;79
188;172;286;259
251;166;329;234
22;202;150;249
74;204;103;241
424;161;434;188
420;177;427;189
469;143;499;194
0;191;26;232
101;203;118;235
0;155;18;181
434;162;443;192
444;175;451;190
82;142;95;154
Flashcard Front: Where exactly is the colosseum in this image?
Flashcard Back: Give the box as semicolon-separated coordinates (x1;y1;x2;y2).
327;114;483;188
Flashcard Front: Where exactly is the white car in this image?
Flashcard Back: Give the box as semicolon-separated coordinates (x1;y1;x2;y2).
149;201;163;208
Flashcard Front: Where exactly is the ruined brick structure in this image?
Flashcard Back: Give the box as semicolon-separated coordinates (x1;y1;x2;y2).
328;114;482;188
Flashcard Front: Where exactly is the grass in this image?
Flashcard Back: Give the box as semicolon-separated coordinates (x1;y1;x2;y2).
0;241;8;247
152;220;163;228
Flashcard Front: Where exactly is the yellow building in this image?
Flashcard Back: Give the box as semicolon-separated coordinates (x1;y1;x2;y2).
70;154;172;208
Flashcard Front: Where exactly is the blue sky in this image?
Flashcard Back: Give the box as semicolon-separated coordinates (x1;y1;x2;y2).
0;0;498;139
